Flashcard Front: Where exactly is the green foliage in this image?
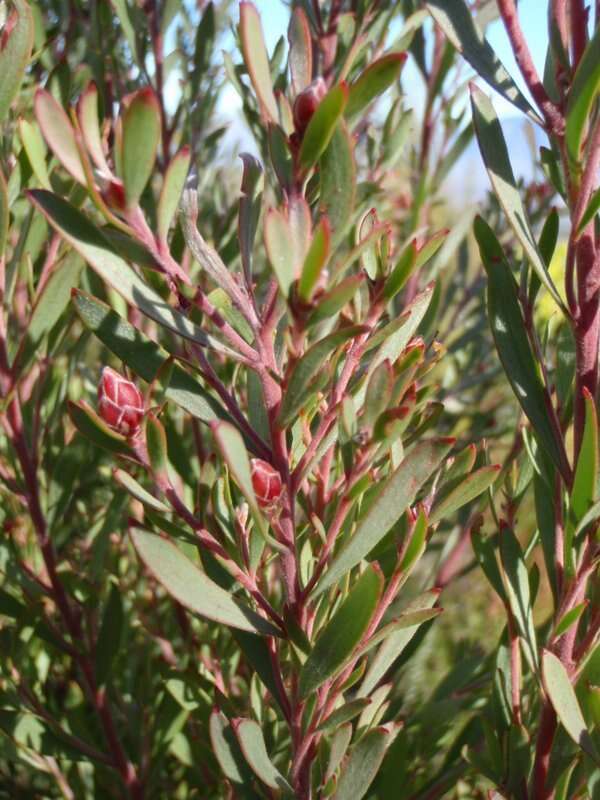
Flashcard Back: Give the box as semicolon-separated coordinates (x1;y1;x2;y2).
1;1;599;798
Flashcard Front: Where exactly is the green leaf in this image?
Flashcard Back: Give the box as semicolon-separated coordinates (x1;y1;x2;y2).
18;118;50;189
320;122;356;238
307;274;363;326
345;53;406;119
239;2;279;123
554;601;588;639
333;727;394;800
470;86;564;313
474;215;570;483
426;0;540;123
384;241;417;300
209;710;254;785
278;326;366;427
499;526;538;671
264;207;295;296
158;146;190;240
68;400;132;455
130;529;280;636
299;564;383;698
0;168;7;259
571;388;598;523
113;469;169;512
299;83;349;171
577;186;600;236
359;589;439;696
28;191;238;358
34;89;85;184
233;718;292;792
288;7;312;94
0;0;33;123
146;414;168;479
232;630;285;713
398;509;429;574
542;650;599;763
298;216;331;302
238;152;263;283
212;421;259;513
14;252;83;373
72;290;228;427
430;464;500;524
315;439;453;596
318;699;372;732
121;87;161;208
77;82;111;175
325;723;352;784
362;360;393;431
95;583;124;685
565;26;600;164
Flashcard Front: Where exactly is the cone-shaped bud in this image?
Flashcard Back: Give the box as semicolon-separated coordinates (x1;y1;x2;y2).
97;367;144;436
293;77;327;135
250;458;283;507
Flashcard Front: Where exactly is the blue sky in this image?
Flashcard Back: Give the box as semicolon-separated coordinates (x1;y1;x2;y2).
253;0;550;119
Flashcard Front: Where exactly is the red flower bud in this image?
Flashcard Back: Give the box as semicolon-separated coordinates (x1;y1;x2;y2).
293;78;327;135
250;458;283;508
97;367;144;436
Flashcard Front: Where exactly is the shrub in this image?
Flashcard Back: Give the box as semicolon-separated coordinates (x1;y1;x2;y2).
0;1;598;798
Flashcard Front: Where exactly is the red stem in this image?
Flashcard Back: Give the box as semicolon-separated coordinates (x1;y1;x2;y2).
497;0;564;133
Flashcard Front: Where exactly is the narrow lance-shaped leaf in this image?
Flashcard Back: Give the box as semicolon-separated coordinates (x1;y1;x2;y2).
77;82;111;174
113;469;170;513
359;588;439;696
345;53;407;119
430;464;500;524
121;88;161;208
0;0;33;123
238;153;263;285
209;710;254;785
299;83;349;171
212;421;260;514
239;2;279;122
288;6;312;95
146;414;168;480
95;583;123;685
317;699;372;732
474;215;570;483
565;25;600;164
264;207;295;297
542;650;600;763
307;274;364;326
426;0;540;123
28;190;240;359
320;122;356;238
577;186;600;236
34;89;86;184
499;525;538;672
18;118;51;189
130;529;280;636
157;146;190;240
298;216;331;302
233;718;292;792
571;388;598;523
299;564;383;698
333;726;396;800
470;86;565;313
314;438;453;596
